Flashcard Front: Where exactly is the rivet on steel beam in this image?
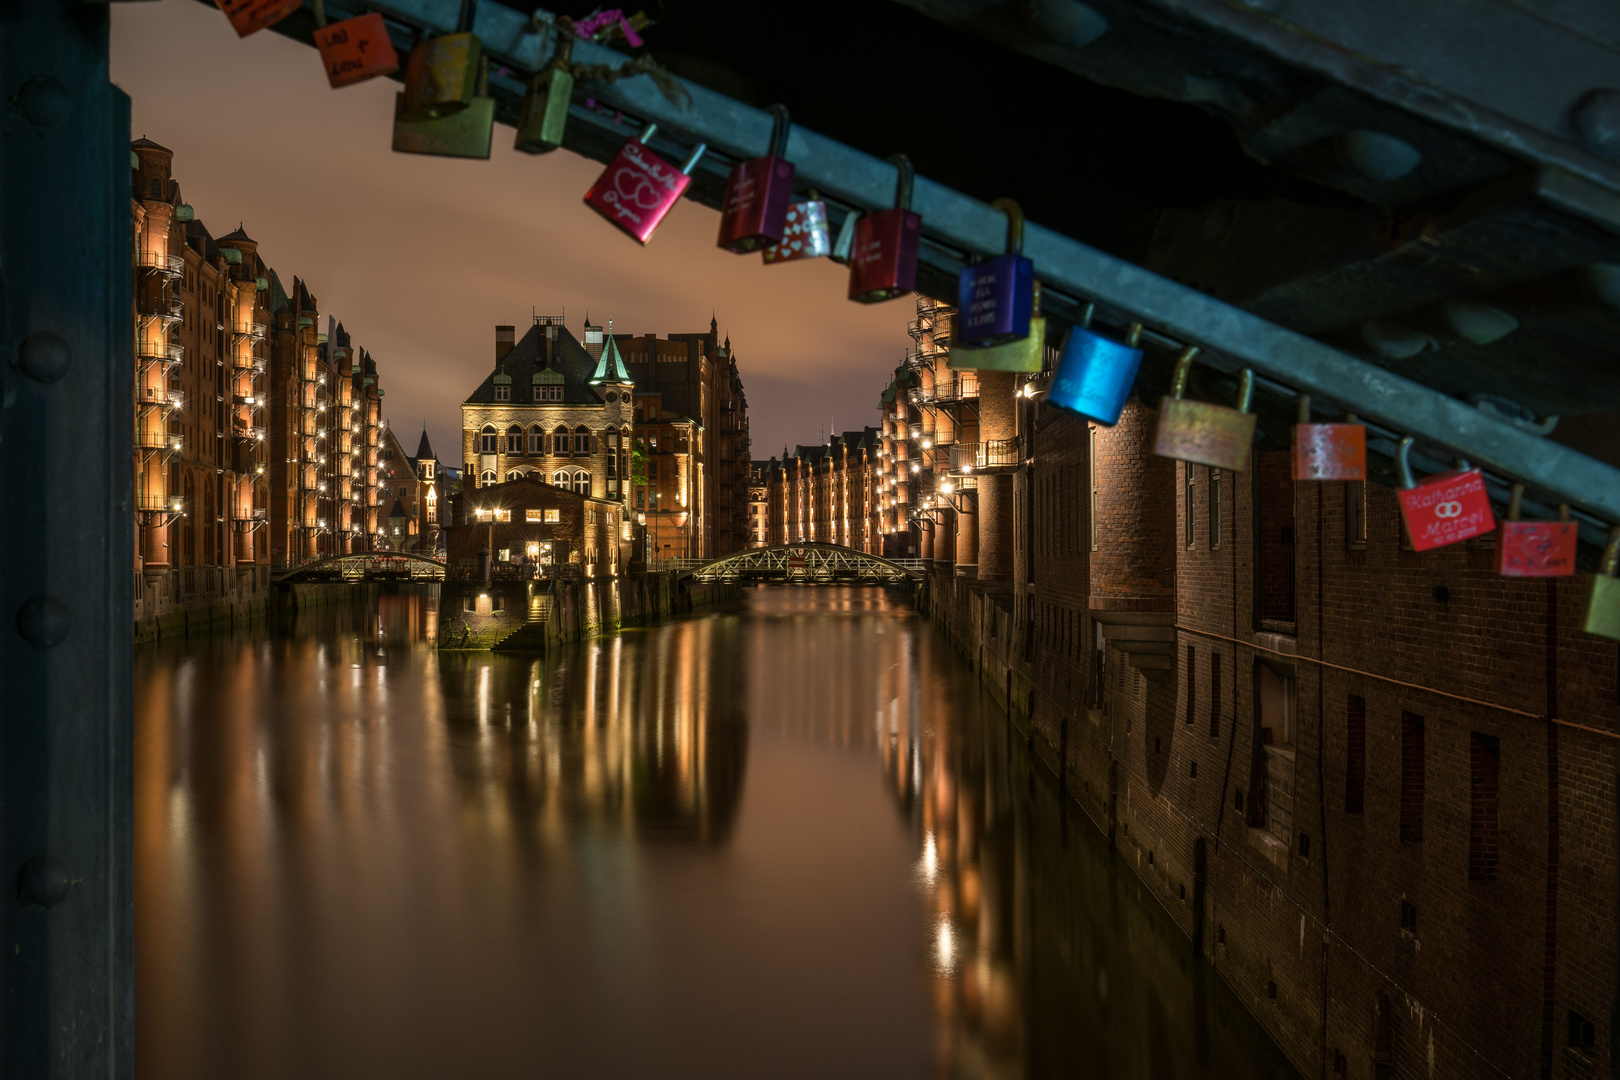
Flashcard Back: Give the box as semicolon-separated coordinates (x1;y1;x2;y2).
1572;88;1620;162
1337;131;1422;182
1440;301;1519;345
17;331;72;384
13;75;72;129
1360;321;1432;361
18;855;75;908
16;594;71;648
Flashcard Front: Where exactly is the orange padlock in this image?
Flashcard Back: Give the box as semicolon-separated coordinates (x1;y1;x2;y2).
1153;348;1257;472
1496;484;1577;577
1394;437;1496;551
314;6;400;89
1292;394;1366;481
215;0;300;37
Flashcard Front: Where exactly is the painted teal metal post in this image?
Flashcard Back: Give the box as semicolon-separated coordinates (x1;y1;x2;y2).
1;0;134;1074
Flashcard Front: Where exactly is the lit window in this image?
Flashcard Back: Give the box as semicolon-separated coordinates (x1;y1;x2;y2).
526;509;542;522
506;425;523;454
573;471;590;496
552;470;569;487
544;509;560;523
495;510;512;523
479;470;496;484
479;425;497;453
475;508;490;521
494;384;510;402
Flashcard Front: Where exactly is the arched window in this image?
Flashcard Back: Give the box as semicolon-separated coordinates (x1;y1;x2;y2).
479;425;497;453
479;469;496;484
573;470;591;496
506;470;524;481
574;425;590;455
528;423;545;453
553;426;570;456
506;424;524;454
552;470;570;487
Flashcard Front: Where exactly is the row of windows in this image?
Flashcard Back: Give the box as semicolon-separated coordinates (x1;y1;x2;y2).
478;468;593;496
479;424;622;456
492;385;626;403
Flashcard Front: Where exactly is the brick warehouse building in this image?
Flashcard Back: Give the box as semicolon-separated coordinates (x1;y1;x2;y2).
887;293;1620;1080
130;139;398;638
460;315;751;561
761;428;882;552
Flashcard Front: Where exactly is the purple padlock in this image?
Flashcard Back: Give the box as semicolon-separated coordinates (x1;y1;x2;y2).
956;198;1034;348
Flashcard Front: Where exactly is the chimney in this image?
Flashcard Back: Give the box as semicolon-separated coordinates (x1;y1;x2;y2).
495;325;515;364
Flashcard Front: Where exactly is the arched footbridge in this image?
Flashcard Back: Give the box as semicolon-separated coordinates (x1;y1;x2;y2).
273;551;447;584
677;544;923;584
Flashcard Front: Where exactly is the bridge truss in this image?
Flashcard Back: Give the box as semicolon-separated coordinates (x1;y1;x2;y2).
681;544;923;584
273;551;447;584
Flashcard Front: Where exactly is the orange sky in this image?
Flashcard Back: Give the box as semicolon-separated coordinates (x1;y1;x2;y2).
110;0;914;463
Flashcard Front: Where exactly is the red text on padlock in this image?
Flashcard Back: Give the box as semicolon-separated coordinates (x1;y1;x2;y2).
215;0;300;37
316;13;400;89
1293;423;1366;481
1496;521;1577;577
1397;468;1495;551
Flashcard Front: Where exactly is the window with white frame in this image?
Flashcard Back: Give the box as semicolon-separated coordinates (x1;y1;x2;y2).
480;425;497;454
573;471;590;496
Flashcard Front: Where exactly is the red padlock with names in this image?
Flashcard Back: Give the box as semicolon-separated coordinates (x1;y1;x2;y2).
1395;441;1495;551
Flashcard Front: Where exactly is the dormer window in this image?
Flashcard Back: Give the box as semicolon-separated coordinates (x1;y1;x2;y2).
494;384;510;401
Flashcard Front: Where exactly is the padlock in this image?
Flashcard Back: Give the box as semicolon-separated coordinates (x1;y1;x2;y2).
1496;484;1576;577
950;282;1047;373
718;105;797;253
313;5;399;89
216;0;300;37
848;155;921;303
401;32;481;121
1582;527;1620;641
1048;306;1142;423
1292;394;1366;481
828;208;858;265
1153;349;1258;471
514;18;575;154
1394;437;1495;551
956;198;1035;347
584;123;707;244
392;57;492;159
761;193;832;264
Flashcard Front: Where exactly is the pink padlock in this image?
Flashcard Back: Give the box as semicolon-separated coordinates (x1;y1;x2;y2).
584;123;706;244
1394;437;1495;551
1496;484;1577;577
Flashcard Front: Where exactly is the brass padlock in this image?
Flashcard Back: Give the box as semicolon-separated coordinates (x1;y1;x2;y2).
393;58;492;159
401;32;481;122
949;281;1046;373
1153;348;1257;472
1582;527;1620;641
514;18;574;154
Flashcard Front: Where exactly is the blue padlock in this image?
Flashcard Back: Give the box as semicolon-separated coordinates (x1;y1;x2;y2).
1049;311;1143;425
956;198;1034;347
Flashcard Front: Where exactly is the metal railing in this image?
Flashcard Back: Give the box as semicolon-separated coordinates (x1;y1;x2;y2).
137;250;183;276
137;340;183;364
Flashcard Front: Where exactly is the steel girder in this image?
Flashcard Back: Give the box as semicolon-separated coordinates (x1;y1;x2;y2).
273;551;448;583
684;544;922;583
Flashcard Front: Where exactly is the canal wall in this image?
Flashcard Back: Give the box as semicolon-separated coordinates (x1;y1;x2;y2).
437;571;737;651
134;565;272;644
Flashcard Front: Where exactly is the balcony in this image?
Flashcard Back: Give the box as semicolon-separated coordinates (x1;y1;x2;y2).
136;492;186;515
933;374;979;403
141;386;182;410
134;427;175;451
232;505;267;522
235;425;266;442
137;250;184;277
232;352;266;374
137;340;184;365
234;320;268;342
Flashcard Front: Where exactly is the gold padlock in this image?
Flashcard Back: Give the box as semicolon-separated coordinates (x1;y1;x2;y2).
1153;347;1257;471
393;58;492;159
1582;527;1620;641
950;282;1046;373
401;32;481;121
514;18;574;154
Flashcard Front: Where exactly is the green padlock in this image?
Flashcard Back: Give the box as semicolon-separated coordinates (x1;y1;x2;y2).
1582;527;1620;641
393;56;493;159
514;18;574;154
400;32;481;121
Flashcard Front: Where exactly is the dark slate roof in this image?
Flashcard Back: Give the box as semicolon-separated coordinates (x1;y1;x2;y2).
387;499;408;518
131;137;172;152
462;322;612;407
219;225;254;243
415;428;435;461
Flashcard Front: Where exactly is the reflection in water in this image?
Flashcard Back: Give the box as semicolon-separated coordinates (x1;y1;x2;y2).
136;586;1296;1080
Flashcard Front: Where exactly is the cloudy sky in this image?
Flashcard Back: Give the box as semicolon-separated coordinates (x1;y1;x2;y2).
110;0;913;462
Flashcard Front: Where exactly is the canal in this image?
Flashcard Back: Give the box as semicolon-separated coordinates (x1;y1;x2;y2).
135;585;1300;1079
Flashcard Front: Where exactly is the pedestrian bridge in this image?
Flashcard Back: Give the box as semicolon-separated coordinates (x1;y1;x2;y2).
272;551;447;584
676;544;923;584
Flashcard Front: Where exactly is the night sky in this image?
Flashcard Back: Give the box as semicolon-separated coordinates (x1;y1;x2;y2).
110;0;913;464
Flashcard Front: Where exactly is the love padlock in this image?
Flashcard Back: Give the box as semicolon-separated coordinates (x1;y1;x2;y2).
514;18;575;154
1292;394;1366;481
315;11;400;89
1049;307;1142;424
584;123;707;245
1496;484;1577;577
950;282;1046;373
1394;437;1495;551
761;195;832;264
215;0;300;37
718;105;797;253
956;199;1034;347
1583;527;1620;641
848;155;921;303
392;56;493;159
1153;349;1257;471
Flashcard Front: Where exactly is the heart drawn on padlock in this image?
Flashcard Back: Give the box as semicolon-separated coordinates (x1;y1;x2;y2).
791;240;802;251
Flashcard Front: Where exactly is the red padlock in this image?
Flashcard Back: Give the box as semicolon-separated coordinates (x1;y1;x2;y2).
1394;437;1496;551
315;11;400;89
584;123;707;245
1496;484;1577;577
1292;395;1366;481
215;0;300;37
848;154;921;304
717;105;796;254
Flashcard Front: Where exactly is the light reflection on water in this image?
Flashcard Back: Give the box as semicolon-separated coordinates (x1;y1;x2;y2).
135;585;1297;1080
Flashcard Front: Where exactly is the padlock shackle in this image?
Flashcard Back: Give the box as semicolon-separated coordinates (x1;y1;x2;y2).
1507;482;1524;522
990;198;1025;256
1395;436;1416;490
456;0;478;34
1079;302;1095;330
1126;323;1144;348
1558;503;1572;522
887;154;915;211
767;104;791;160
1169;345;1200;400
554;16;576;63
637;122;658;145
1602;526;1620;578
680;142;707;176
1297;393;1311;425
1236;369;1255;413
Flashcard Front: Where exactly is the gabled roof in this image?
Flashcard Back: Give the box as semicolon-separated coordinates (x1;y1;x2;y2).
386;499;408;519
219;224;254;244
463;322;612;407
591;333;632;384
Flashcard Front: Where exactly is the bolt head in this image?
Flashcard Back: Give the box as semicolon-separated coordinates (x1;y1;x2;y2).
18;855;73;907
16;594;70;648
16;331;71;384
